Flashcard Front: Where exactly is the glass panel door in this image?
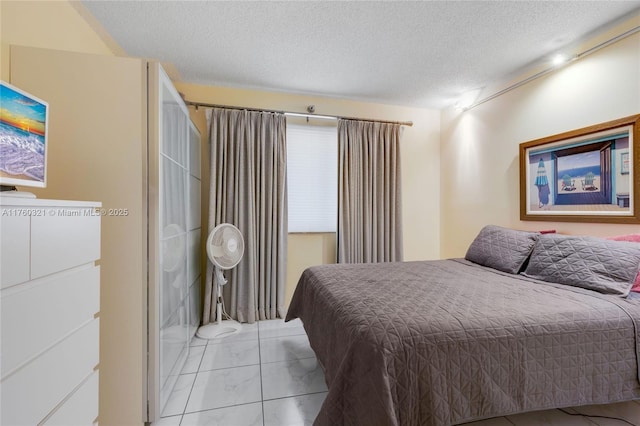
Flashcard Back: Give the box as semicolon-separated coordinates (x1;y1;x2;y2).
148;63;195;420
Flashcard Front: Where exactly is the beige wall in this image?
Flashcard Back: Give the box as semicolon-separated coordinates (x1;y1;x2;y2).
11;46;148;426
175;82;441;302
0;0;116;79
440;15;640;258
286;233;336;304
1;2;147;425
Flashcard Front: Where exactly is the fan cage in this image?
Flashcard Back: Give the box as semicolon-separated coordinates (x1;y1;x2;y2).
207;223;244;270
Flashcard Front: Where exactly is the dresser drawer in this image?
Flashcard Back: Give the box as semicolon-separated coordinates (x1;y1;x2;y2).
0;319;99;426
0;213;30;288
1;265;99;375
31;210;100;279
43;370;99;426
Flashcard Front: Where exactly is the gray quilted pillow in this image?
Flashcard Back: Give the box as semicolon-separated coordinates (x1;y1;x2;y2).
523;234;640;296
465;225;539;274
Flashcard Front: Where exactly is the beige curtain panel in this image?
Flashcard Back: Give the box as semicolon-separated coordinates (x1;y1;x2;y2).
204;108;288;324
338;119;403;263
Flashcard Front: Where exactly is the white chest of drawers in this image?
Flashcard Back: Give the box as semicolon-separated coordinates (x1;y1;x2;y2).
1;198;101;425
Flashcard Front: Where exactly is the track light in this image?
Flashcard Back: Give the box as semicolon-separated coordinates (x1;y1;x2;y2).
552;53;568;66
454;89;482;111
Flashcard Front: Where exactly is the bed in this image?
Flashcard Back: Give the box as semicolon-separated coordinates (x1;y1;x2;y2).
285;226;640;426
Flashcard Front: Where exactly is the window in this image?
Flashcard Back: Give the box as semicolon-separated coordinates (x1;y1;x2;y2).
286;123;337;232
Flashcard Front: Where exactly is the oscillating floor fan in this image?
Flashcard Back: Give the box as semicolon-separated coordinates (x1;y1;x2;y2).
196;223;244;339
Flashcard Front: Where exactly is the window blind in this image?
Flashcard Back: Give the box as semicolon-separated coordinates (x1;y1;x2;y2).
286;123;337;232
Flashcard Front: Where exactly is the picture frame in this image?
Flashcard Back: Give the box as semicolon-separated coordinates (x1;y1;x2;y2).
0;80;49;188
520;114;639;223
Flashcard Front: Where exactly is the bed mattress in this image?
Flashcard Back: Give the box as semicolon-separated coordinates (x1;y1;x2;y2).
285;259;640;426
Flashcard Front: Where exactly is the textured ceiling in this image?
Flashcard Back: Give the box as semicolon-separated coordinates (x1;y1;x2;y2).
81;1;640;110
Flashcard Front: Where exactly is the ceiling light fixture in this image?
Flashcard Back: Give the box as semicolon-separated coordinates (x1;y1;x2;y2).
552;53;568;66
455;89;482;111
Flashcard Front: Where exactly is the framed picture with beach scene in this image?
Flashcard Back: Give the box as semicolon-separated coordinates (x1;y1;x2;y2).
520;114;640;223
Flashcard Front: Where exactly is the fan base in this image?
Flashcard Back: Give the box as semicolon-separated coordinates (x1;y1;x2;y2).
196;320;242;340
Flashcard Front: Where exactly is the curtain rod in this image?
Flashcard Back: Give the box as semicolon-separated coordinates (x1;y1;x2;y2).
184;100;413;127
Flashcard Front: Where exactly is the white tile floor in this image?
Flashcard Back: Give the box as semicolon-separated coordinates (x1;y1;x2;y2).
154;319;640;426
154;319;327;426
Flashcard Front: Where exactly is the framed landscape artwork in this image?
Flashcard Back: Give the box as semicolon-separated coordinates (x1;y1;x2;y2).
520;114;639;223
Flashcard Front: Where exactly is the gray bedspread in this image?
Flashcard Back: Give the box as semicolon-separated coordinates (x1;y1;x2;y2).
285;259;640;426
